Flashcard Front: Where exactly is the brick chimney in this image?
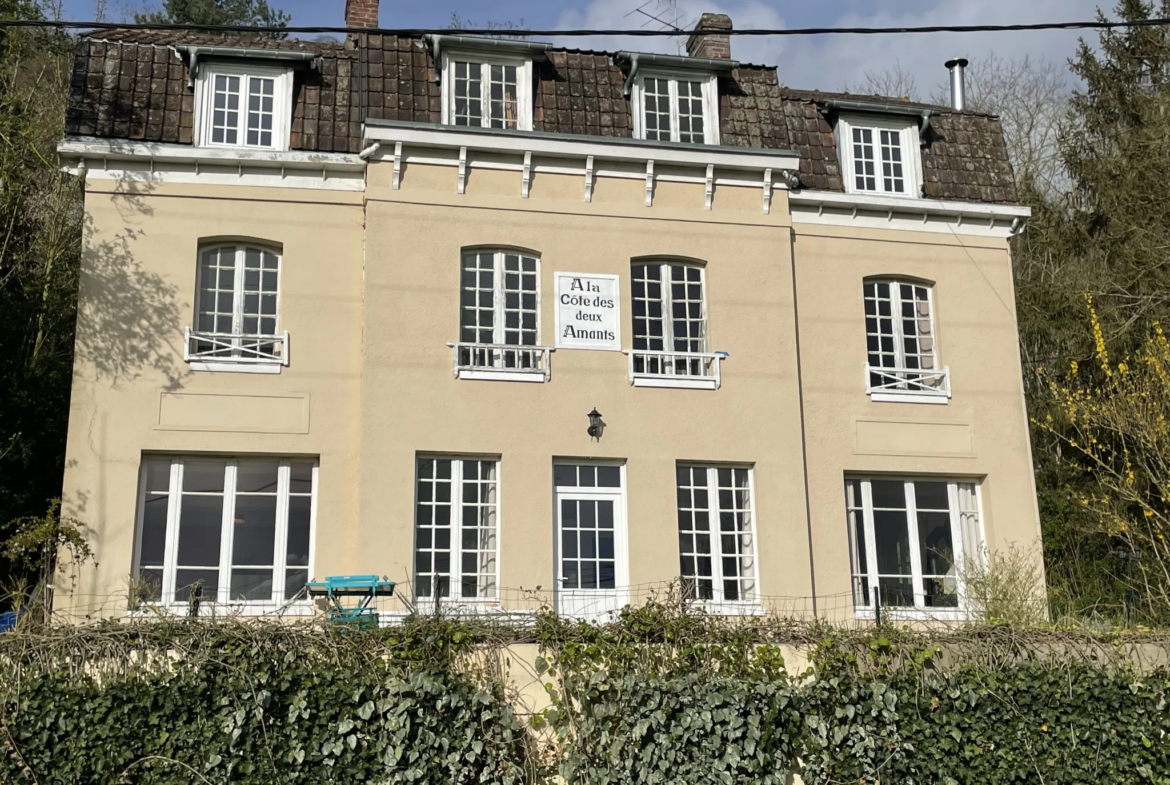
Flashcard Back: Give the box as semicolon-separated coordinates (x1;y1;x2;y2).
345;0;379;28
686;13;732;59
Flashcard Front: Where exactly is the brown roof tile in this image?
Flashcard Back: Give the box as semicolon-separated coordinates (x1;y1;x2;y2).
66;30;1017;203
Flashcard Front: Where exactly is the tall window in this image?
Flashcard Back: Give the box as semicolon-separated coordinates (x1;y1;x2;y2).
414;457;498;603
845;478;982;615
443;56;532;131
632;261;707;375
134;457;315;608
864;279;947;399
634;74;718;144
190;245;284;365
676;465;756;606
837;116;919;197
198;66;291;151
455;249;545;376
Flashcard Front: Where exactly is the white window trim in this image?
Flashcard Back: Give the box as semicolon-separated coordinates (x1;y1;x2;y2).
677;464;762;613
131;457;318;615
847;477;983;621
631;70;720;145
864;278;949;404
454;249;548;383
629;261;724;389
194;62;293;152
412;455;502;609
553;460;630;619
440;50;534;132
188;243;286;372
836;113;922;198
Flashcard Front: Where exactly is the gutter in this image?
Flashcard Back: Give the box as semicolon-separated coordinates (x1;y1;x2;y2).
822;98;936;134
615;51;740;97
173;44;318;88
426;34;553;82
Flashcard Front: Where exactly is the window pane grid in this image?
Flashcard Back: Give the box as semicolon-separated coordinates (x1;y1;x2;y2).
135;457;314;608
195;246;281;358
245;76;275;148
846;478;979;614
643;76;672;141
632;263;706;376
676;80;706;144
451;60;483;126
459;251;540;368
677;465;755;606
879;129;905;193
211;74;240;145
414;458;498;602
852;127;876;191
486;64;519;129
864;280;937;389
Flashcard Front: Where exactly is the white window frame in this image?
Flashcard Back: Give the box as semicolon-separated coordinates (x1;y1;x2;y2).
440;50;534;132
631;71;720;145
187;243;287;374
628;260;725;390
863;278;949;404
836;113;922;198
846;477;984;621
131;456;318;616
553;460;630;622
676;464;761;614
453;248;549;383
412;455;501;610
194;62;293;151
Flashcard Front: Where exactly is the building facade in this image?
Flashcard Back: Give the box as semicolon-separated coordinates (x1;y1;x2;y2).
55;2;1040;623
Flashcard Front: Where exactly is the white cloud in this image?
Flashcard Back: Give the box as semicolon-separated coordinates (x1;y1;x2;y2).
554;0;1106;94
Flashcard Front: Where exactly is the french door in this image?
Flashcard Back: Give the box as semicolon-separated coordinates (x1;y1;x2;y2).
554;463;627;620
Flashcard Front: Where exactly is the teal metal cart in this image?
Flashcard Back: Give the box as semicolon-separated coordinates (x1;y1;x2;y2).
306;574;396;627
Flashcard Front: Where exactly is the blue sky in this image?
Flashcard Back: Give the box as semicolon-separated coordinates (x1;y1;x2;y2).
60;0;1111;92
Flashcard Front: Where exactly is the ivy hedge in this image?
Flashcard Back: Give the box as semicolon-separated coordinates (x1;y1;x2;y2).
2;606;1169;784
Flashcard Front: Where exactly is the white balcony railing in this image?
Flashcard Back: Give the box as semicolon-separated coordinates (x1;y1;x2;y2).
448;342;554;383
184;327;289;367
627;350;725;390
866;364;951;403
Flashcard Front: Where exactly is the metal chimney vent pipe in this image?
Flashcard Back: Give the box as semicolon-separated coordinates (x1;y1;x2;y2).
945;57;969;111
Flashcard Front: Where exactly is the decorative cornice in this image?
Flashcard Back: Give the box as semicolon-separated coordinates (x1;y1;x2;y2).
788;189;1030;238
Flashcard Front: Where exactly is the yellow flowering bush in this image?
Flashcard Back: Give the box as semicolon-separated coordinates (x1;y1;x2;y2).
1038;298;1170;615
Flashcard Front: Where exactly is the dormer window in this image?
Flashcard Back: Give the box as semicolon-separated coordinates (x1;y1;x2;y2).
195;64;293;151
836;115;921;197
632;73;719;144
441;53;533;131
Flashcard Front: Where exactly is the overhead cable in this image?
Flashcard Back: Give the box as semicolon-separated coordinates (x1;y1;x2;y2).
1;17;1170;37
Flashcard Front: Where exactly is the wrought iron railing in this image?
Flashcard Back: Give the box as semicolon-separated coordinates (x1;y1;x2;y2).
448;342;553;382
865;364;950;398
184;327;289;366
628;350;724;389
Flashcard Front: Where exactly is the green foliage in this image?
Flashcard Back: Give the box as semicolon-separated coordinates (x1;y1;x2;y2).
134;0;291;31
0;619;539;785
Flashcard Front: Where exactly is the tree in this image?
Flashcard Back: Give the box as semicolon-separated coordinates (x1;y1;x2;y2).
134;0;291;31
0;1;83;602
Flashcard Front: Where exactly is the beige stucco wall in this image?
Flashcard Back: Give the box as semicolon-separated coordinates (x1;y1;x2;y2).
56;152;1043;623
57;180;366;617
791;223;1044;619
359;160;813;613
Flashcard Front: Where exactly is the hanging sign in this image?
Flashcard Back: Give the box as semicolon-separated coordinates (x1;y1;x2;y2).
554;272;622;351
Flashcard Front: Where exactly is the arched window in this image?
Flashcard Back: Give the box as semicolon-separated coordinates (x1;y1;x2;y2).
187;244;287;370
629;260;722;389
863;278;948;402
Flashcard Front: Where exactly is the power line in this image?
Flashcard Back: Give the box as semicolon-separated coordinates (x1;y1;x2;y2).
2;16;1170;37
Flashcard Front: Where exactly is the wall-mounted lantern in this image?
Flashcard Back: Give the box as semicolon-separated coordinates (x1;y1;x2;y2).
587;408;604;441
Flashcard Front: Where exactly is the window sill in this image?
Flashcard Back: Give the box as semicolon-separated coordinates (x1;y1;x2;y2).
868;392;949;405
189;361;282;374
632;376;719;390
456;370;548;383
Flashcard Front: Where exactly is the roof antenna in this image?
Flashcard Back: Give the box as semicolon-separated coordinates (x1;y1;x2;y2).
625;0;692;55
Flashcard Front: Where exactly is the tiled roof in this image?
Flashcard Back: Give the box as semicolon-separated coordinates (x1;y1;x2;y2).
66;30;1017;204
